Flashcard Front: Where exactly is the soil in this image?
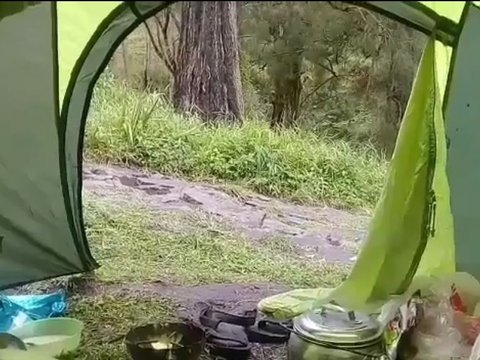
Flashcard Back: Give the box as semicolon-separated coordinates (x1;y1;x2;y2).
70;279;292;359
69;278;289;319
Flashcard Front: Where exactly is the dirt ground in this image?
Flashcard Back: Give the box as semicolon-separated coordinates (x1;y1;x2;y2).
77;164;371;358
72;280;287;317
84;164;369;264
9;164;371;359
81;162;371;317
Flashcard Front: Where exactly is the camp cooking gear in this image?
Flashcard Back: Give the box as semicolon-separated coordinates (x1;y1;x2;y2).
8;317;83;356
0;332;27;350
288;303;388;360
125;322;205;360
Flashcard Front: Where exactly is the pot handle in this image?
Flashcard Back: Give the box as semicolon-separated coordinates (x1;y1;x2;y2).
321;301;356;321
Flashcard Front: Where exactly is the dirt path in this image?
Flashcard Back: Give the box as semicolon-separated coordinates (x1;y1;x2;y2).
84;164;370;264
72;279;289;319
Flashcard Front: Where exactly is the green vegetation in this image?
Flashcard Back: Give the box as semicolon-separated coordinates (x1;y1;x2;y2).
8;3;425;360
86;74;387;209
84;197;348;288
117;2;423;155
58;197;349;359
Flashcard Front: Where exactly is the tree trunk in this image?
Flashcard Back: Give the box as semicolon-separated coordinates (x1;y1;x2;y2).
143;30;150;90
270;59;302;128
173;1;244;122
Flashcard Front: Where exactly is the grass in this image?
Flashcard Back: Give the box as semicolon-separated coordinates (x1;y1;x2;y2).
59;295;176;360
85;72;387;209
63;71;369;359
84;197;348;288
55;197;349;359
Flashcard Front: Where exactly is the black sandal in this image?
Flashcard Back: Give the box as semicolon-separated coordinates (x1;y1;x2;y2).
199;306;257;328
199;306;255;360
198;306;292;358
204;327;251;360
247;319;292;344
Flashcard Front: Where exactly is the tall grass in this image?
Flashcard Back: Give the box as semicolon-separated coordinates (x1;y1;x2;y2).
85;73;387;209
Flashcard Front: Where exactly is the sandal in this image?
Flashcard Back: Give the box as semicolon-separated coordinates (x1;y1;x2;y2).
199;306;254;360
205;326;251;360
247;319;292;344
199;306;257;328
198;305;292;358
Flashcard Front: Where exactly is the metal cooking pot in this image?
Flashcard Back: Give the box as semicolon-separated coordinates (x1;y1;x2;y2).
288;303;388;360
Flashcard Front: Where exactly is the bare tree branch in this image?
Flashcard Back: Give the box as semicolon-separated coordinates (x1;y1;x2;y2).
299;75;338;108
143;19;175;74
154;13;176;72
140;6;180;76
316;58;338;78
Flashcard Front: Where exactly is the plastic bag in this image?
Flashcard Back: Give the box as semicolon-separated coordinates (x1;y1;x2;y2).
0;292;67;332
412;283;472;360
469;333;480;360
447;277;480;346
454;310;480;346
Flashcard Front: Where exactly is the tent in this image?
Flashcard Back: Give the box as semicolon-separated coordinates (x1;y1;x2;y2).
0;1;478;311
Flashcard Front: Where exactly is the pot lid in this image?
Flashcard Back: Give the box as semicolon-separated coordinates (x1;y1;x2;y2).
293;303;383;345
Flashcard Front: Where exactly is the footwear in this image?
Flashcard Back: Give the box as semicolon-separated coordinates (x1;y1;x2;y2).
198;306;292;359
204;326;251;360
199;306;254;360
199;306;257;328
247;319;292;344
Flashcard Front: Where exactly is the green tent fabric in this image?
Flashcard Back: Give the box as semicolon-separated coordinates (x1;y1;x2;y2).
0;1;479;320
259;2;480;319
258;35;452;319
0;1;169;289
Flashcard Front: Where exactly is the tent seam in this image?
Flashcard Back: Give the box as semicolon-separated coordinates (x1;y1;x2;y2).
57;4;130;272
345;1;458;45
72;2;175;269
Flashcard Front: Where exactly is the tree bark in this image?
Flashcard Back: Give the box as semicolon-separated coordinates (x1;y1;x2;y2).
270;59;302;128
173;1;244;122
143;30;150;90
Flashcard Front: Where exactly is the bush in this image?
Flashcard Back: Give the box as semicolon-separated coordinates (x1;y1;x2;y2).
85;75;387;209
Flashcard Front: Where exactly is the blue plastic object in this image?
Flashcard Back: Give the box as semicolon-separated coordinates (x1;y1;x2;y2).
0;292;67;332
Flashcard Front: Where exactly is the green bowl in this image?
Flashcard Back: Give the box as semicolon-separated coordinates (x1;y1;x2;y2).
8;318;83;357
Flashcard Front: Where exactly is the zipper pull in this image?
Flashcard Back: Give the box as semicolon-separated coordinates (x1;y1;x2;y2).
427;190;437;237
